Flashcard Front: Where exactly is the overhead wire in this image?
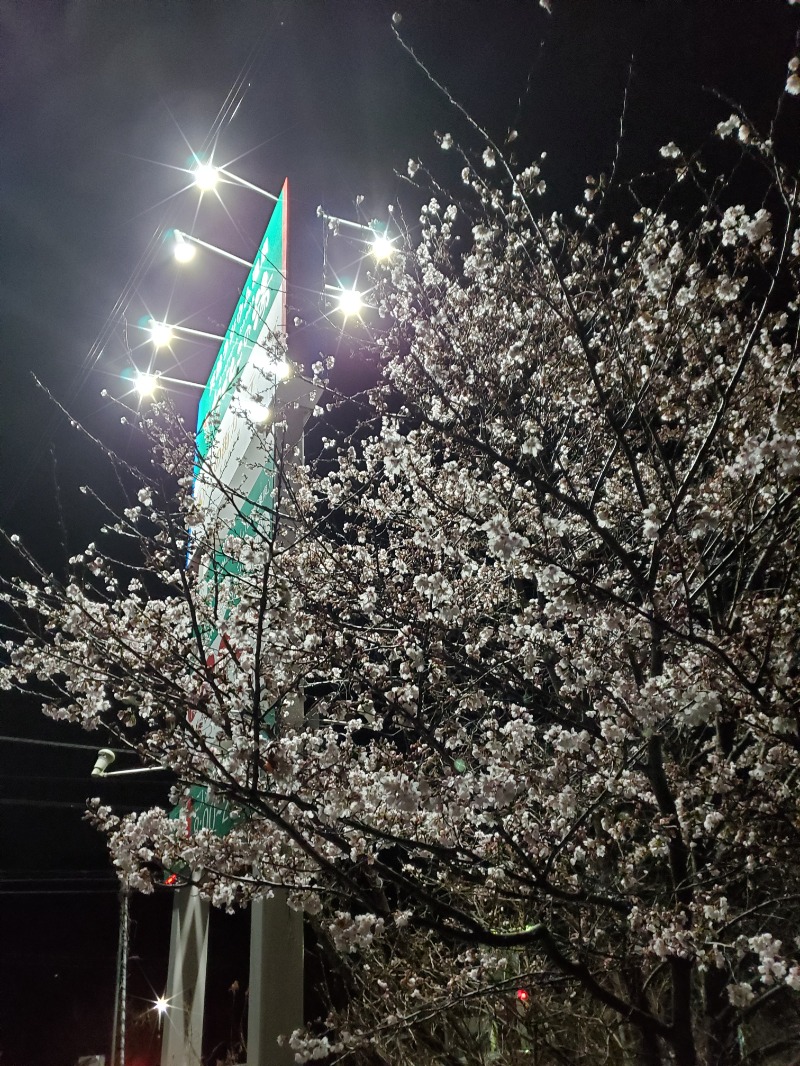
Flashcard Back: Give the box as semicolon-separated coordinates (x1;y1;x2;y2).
0;734;130;753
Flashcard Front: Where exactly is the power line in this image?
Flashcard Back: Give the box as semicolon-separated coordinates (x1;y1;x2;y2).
0;886;123;895
1;871;114;878
0;798;140;810
0;734;129;753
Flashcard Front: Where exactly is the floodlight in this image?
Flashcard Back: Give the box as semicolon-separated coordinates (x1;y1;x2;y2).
173;231;196;263
274;357;293;382
155;996;168;1016
135;372;159;398
250;346;293;381
193;163;219;191
239;395;272;424
337;288;363;318
371;234;394;260
148;320;173;348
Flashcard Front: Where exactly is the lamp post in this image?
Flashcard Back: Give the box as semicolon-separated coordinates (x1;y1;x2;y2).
90;751;166;1066
110;890;131;1066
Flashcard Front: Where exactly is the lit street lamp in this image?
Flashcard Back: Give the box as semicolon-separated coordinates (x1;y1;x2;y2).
148;320;174;348
336;288;364;317
172;232;196;264
172;229;253;269
147;319;226;349
192;162;219;191
133;371;206;399
371;233;395;261
325;283;367;319
317;207;395;260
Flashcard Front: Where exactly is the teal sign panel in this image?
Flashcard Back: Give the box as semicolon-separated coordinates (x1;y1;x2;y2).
169;784;241;838
195;179;288;461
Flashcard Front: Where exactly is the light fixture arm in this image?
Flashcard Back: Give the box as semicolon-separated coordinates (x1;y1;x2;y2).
218;167;278;203
174;230;253;269
318;210;374;236
94;765;169;777
155;374;206;390
149;321;227;344
91;747;168;778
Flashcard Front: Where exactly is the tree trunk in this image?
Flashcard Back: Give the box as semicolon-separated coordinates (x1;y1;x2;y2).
703;968;740;1066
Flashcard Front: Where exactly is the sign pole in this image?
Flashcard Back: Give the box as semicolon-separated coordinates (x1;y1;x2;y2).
247;889;304;1066
246;405;308;1065
160;881;210;1066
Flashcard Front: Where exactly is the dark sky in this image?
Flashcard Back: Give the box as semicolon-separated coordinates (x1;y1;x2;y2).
1;2;798;1064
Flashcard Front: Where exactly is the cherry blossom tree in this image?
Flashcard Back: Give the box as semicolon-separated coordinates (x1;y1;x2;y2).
3;100;800;1065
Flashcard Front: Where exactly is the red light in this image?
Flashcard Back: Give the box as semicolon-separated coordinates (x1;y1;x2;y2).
516;988;529;1002
164;873;179;886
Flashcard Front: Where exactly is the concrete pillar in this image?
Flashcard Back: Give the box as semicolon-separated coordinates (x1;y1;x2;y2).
247;892;304;1066
161;883;210;1066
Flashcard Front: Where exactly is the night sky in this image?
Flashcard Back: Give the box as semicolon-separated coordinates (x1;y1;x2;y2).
1;2;797;1064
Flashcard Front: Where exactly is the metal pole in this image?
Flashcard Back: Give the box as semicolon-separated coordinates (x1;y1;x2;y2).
111;891;130;1066
119;892;129;1066
110;897;123;1066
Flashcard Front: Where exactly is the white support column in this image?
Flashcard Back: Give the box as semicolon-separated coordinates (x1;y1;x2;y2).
161;883;210;1066
245;381;320;1065
247;893;304;1066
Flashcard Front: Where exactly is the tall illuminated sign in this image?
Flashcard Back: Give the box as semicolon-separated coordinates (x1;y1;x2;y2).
193;179;289;540
165;180;306;1066
196;177;288;457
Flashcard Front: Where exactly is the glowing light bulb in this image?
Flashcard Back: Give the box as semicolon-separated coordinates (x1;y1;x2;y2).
239;394;272;424
155;996;168;1016
193;163;219;191
274;358;293;381
371;234;394;260
148;320;173;348
337;288;363;318
135;372;159;398
173;232;196;263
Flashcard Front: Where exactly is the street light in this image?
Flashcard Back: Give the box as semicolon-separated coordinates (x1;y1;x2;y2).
148;320;174;348
193;162;219;191
134;372;159;398
146;319;226;349
91;748;168;777
250;344;294;382
317;208;395;259
336;288;364;318
191;162;278;202
371;233;395;261
172;231;196;264
133;371;205;399
172;229;253;269
237;394;272;425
